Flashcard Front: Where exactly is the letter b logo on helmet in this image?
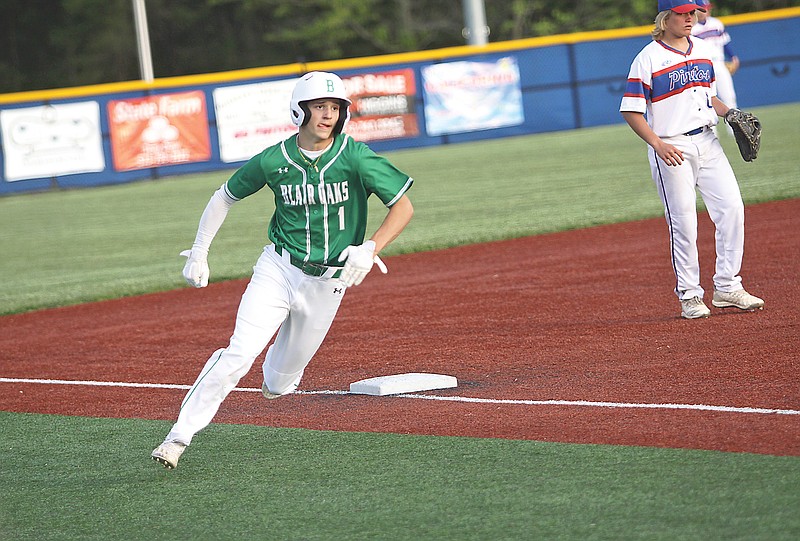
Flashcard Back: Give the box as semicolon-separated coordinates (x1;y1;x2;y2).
290;71;352;134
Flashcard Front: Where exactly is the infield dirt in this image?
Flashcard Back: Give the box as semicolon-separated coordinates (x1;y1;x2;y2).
1;198;798;456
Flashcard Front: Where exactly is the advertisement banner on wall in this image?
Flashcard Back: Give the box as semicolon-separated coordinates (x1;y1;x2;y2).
0;102;105;182
421;57;524;136
213;78;299;163
343;69;419;142
107;90;211;171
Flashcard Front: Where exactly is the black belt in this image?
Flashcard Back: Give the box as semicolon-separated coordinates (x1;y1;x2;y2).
683;126;706;136
275;245;342;278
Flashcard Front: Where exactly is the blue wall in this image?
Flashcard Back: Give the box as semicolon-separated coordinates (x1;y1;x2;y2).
1;14;797;195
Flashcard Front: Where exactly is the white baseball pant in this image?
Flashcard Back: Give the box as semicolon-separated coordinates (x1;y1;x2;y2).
165;244;345;445
649;128;745;301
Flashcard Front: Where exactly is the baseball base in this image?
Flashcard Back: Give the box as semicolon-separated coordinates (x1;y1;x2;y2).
349;372;458;396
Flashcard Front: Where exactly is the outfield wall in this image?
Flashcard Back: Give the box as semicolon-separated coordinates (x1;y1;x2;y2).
1;8;798;195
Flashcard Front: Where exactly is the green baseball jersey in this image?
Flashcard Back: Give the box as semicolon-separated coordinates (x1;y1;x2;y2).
224;133;413;266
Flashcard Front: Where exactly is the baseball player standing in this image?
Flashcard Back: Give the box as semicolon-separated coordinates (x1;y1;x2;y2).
619;0;763;319
691;0;739;132
152;71;414;469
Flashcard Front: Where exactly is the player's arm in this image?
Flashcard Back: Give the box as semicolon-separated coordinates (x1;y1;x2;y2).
369;195;414;255
180;185;237;288
621;111;684;167
723;42;740;75
337;194;414;287
711;96;731;117
180;154;269;288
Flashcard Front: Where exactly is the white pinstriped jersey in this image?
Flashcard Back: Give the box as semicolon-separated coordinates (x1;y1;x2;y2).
691;17;731;64
620;37;719;137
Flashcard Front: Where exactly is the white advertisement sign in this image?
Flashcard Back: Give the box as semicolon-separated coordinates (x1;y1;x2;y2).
421;57;524;136
213;78;299;163
1;102;105;181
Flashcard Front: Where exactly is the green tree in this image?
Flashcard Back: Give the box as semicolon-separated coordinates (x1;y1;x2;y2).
1;0;798;93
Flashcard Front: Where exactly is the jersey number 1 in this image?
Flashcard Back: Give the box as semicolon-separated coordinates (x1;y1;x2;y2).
337;206;346;230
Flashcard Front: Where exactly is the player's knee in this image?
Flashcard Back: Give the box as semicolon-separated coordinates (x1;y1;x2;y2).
723;199;745;219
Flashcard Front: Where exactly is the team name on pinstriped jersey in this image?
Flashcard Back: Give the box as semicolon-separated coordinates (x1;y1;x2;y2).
651;60;714;102
280;181;350;206
666;63;712;90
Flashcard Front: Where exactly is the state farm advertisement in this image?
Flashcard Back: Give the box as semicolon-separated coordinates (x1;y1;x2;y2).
343;69;419;142
107;91;211;171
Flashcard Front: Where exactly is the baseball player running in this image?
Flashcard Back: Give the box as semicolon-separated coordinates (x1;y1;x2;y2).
152;71;414;469
620;0;763;319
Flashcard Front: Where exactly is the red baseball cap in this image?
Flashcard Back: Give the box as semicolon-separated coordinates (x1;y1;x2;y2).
658;0;706;13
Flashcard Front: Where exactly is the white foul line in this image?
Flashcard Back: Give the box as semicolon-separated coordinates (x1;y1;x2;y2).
1;377;798;416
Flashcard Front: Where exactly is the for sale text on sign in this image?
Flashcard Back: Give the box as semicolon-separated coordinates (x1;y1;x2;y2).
108;91;211;171
343;69;419;142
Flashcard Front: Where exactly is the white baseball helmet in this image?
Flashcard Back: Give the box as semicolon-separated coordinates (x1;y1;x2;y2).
290;71;352;134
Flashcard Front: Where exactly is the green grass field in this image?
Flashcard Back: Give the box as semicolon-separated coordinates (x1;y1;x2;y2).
1;104;799;540
1;103;798;316
1;413;798;541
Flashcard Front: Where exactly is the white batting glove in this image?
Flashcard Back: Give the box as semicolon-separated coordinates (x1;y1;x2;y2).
180;249;209;288
337;240;388;287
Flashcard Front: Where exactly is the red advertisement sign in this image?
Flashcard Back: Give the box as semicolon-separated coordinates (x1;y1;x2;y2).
108;91;211;171
343;69;419;142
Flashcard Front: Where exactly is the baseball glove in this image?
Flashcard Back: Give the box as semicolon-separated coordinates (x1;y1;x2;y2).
724;108;761;162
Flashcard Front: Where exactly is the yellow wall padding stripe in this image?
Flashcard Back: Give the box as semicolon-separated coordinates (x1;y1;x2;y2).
2;7;798;105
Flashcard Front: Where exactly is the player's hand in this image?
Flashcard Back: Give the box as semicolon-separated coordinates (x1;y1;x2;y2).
180;249;209;288
654;140;684;167
337;240;388;287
